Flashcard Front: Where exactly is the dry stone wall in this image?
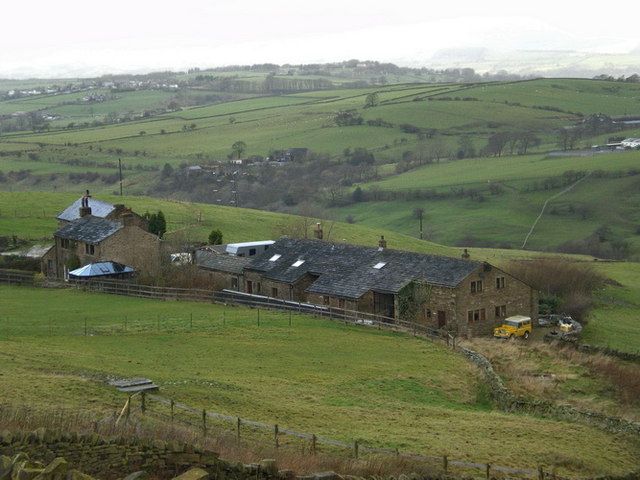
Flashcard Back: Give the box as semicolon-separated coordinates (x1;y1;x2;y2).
457;346;640;437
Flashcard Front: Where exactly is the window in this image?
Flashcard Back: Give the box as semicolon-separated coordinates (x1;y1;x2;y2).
271;287;279;297
495;305;507;319
467;308;487;323
496;277;505;289
249;248;256;256
425;308;432;319
257;282;262;294
269;254;281;262
338;298;345;309
291;259;305;267
470;280;483;293
61;238;70;249
323;296;330;305
231;277;239;290
85;243;95;255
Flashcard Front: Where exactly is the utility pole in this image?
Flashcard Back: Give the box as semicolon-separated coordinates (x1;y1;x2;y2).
414;207;424;240
118;158;123;196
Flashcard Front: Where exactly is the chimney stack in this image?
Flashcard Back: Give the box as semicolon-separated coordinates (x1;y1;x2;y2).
121;213;135;227
314;222;323;240
462;248;470;259
378;235;387;249
79;189;92;217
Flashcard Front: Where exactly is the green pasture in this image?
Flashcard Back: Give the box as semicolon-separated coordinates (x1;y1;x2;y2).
0;191;592;266
441;79;640;116
363;151;640;191
1;285;638;476
586;262;640;353
332;171;640;252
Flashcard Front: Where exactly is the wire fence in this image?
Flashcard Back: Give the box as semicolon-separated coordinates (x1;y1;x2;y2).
0;269;456;346
134;392;552;480
0;268;617;479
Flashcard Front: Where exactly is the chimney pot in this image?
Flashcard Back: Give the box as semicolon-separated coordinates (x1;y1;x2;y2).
462;248;470;259
314;222;323;240
79;206;92;217
378;235;387;249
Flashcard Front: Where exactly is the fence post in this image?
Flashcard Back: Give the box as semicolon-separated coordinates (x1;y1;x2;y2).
353;440;358;459
141;392;146;414
257;309;260;326
311;434;316;455
485;463;490;479
170;399;175;422
223;310;226;326
124;315;127;332
126;395;131;422
237;417;241;442
190;313;193;329
274;424;279;448
443;455;448;474
84;317;87;336
202;409;207;437
157;314;160;332
289;310;292;327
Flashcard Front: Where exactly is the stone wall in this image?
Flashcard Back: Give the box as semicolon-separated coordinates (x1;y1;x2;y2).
544;337;640;363
0;429;220;479
457;346;640;437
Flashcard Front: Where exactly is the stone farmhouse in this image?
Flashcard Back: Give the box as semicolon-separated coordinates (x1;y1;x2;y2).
42;196;161;279
195;236;538;336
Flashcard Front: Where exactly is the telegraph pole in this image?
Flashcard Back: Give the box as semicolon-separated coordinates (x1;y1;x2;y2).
118;158;123;196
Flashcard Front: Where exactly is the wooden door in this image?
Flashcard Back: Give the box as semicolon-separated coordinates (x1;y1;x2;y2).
437;310;446;328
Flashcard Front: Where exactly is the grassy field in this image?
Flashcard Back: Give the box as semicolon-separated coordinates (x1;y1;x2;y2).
361;151;640;192
7;79;628;160
0;190;596;266
330;151;640;252
1;285;639;476
585;262;640;352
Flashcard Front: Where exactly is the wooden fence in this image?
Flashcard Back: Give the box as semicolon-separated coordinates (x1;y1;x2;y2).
0;269;455;345
136;393;549;480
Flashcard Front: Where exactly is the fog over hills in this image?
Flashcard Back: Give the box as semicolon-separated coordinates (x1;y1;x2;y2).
1;1;639;79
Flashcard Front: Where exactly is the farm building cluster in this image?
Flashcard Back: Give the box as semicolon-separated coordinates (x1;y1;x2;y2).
38;195;537;336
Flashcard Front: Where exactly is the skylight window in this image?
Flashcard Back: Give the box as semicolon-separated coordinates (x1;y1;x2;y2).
373;262;386;269
269;254;281;262
291;259;305;267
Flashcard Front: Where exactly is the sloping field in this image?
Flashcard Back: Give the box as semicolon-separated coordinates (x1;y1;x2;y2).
1;285;639;476
435;79;640;116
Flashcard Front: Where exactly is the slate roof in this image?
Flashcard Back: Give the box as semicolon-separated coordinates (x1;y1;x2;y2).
246;238;481;299
57;197;116;222
55;216;123;243
195;249;251;274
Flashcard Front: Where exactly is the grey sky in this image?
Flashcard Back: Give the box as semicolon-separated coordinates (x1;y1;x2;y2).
2;0;639;77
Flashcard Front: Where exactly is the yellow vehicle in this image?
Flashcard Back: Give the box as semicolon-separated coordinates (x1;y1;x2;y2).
493;315;532;339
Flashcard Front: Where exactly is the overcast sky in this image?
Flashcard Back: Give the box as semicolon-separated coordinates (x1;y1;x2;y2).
2;0;639;78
